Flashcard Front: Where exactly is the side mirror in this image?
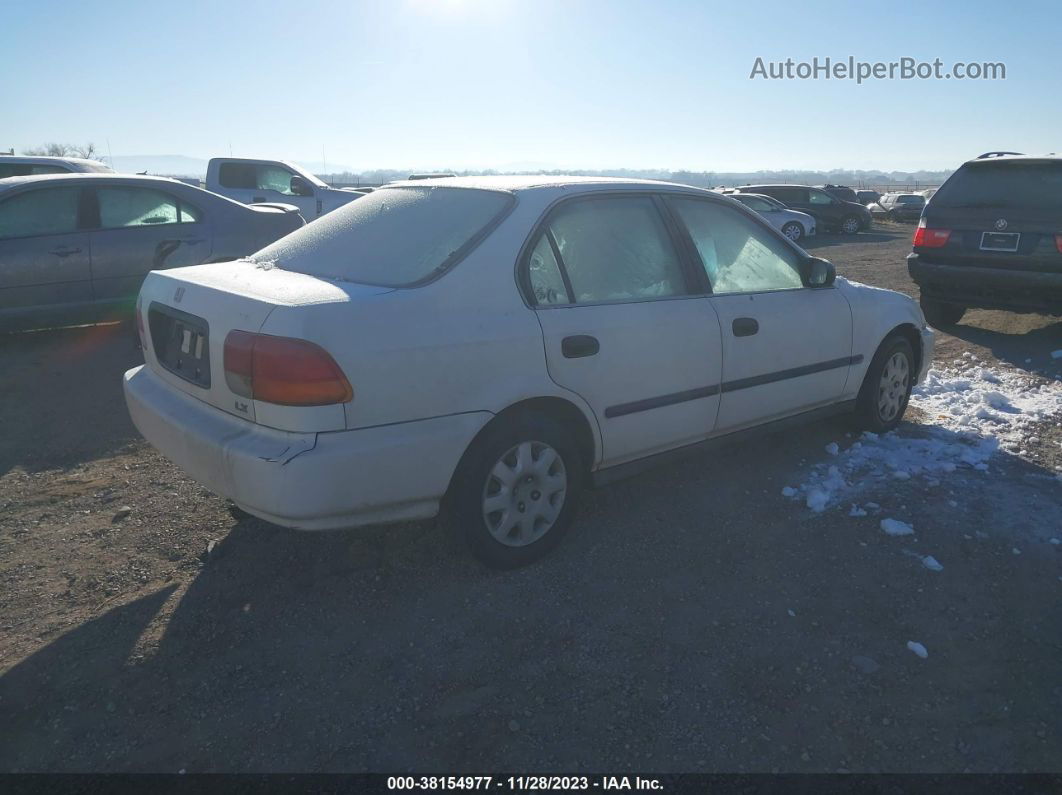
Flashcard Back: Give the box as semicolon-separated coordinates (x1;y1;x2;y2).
289;175;313;197
802;257;836;288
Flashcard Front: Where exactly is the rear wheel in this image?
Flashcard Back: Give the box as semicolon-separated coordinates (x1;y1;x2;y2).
919;296;966;328
781;222;804;242
854;335;915;433
445;412;583;568
841;215;861;234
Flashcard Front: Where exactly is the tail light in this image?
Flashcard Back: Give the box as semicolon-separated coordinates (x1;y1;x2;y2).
223;331;353;406
913;217;951;248
1054;234;1062;254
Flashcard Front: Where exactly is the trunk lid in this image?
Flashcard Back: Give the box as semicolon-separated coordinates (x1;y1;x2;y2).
139;260;391;427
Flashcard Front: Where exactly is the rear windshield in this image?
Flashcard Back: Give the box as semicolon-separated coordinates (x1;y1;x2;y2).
932;161;1062;211
250;186;513;287
897;195;925;204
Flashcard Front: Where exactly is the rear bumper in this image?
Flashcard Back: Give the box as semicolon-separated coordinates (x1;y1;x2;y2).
123;365;492;530
907;253;1062;315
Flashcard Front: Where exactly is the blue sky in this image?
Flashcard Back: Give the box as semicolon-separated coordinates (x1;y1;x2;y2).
2;0;1055;171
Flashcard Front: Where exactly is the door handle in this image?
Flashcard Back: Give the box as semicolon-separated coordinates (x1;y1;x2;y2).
562;335;600;358
732;317;759;337
49;246;82;258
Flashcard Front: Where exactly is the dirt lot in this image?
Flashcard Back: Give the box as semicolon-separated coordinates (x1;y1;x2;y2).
2;224;1061;773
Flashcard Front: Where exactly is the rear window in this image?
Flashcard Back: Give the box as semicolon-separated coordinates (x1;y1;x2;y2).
932;161;1062;211
250;186;514;287
897;195;925;205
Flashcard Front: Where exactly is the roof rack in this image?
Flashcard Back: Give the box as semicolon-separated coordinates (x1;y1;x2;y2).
407;172;457;180
976;151;1024;159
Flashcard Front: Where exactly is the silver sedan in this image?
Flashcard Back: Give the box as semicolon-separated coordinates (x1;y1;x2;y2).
0;173;305;332
729;193;816;243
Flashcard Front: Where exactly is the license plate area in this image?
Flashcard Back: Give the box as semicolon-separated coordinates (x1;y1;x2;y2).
980;231;1020;252
148;302;211;388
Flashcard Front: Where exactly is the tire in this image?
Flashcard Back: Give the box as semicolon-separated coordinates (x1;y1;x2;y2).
840;215;861;235
445;411;584;568
919;296;966;328
854;335;916;433
781;222;804;242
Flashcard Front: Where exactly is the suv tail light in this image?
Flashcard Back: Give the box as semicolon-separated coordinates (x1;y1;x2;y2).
223;331;353;406
913;217;951;248
1055;234;1062;254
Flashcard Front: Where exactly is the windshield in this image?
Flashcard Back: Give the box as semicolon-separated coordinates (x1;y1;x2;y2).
250;186;514;287
932;161;1062;210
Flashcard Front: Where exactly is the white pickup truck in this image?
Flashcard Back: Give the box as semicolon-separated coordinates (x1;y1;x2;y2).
204;157;363;221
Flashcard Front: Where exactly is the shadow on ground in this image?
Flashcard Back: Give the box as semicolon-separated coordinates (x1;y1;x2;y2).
0;322;143;475
3;417;1061;773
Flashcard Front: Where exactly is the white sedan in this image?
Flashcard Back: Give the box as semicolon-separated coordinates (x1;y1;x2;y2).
124;176;934;568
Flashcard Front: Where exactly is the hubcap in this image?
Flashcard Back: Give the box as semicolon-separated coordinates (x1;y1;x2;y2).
877;352;910;422
482;441;567;547
784;224;802;241
843;218;859;234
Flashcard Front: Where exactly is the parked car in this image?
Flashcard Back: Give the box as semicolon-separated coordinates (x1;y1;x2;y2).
0;173;304;332
907;153;1062;325
124;176;933;568
0;155;113;179
920;188;938;201
856;189;882;205
868;193;926;221
734;184;871;234
205;157;361;220
817;184;859;203
728;192;816;242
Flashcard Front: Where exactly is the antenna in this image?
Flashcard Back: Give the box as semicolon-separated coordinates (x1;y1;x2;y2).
106;138;114;168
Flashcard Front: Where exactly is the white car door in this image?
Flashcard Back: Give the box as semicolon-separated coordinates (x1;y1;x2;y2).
667;196;854;432
525;194;723;468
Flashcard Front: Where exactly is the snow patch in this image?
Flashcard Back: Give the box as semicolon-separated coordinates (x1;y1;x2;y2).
786;361;1062;513
922;555;944;572
881;518;915;536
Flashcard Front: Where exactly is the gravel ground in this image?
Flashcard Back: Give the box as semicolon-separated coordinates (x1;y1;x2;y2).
1;224;1061;773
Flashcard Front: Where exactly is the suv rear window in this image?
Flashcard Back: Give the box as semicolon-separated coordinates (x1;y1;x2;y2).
932;161;1062;211
250;186;513;287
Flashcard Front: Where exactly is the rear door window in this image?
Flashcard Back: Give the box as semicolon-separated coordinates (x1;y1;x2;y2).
0;187;82;239
530;196;688;304
97;187;199;228
770;187;808;205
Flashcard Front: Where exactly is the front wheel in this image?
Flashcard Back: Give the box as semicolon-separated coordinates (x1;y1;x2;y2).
919;296;966;328
840;216;861;235
781;222;804;242
445;412;583;568
854;336;915;433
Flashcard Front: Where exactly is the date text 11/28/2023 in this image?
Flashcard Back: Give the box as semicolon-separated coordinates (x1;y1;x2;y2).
386;777;664;791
